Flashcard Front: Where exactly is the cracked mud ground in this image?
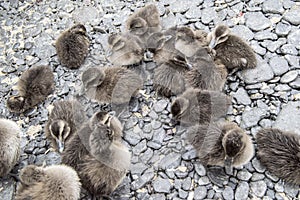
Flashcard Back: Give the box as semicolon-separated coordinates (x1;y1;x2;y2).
0;0;300;199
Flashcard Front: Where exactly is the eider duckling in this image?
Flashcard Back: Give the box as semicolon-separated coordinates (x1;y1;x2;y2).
45;100;86;153
185;48;228;91
0;118;20;177
207;24;257;70
81;66;142;112
171;88;231;125
175;26;209;57
7;65;54;113
126;4;161;43
107;32;144;66
187;122;254;184
153;56;192;97
15;164;81;200
55;24;90;69
256;128;300;185
62;111;130;199
152;27;184;64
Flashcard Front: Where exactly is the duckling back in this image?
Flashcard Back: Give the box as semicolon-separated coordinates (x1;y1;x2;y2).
16;164;81;200
55;24;90;69
215;34;257;70
107;33;144;66
126;4;161;43
185;48;227;91
83;66;142;106
171;88;231;125
7;65;54;113
0;118;20;177
256;128;300;185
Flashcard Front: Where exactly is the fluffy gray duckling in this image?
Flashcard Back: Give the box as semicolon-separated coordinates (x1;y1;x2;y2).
55;24;90;69
15;164;81;200
61;111;130;199
6;65;54;113
256;128;300;185
81;66;142;112
175;26;209;57
107;33;144;66
185;48;228;91
187;122;254;185
171;88;231;126
151;27;185;64
153;56;192;97
207;24;257;70
126;4;161;43
45;100;86;153
0;119;20;178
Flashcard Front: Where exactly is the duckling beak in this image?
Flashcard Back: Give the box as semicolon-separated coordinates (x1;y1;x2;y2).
106;49;112;57
108;111;116;116
57;140;65;153
224;156;233;175
209;38;217;49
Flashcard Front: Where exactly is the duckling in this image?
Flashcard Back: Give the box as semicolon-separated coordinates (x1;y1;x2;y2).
16;164;81;200
0;119;20;177
61;111;130;199
171;88;231;125
187;122;254;185
152;27;183;64
55;24;90;69
107;32;144;66
153;56;192;97
174;27;209;57
45;100;86;153
256;128;300;185
185;48;228;91
126;4;161;43
207;24;257;70
7;65;54;113
81;66;142;113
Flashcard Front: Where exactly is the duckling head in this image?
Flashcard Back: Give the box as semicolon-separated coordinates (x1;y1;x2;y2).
127;17;148;35
19;165;44;185
176;27;195;43
70;24;87;35
222;129;245;174
171;97;190;120
49;120;71;153
81;68;105;95
6;96;25;113
207;25;230;49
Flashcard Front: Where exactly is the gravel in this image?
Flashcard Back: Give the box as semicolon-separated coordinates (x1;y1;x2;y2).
1;0;299;200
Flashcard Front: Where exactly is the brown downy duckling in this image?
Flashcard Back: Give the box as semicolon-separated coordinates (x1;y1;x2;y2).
81;66;142;109
187;122;254;185
256;128;300;185
151;27;184;64
175;26;209;57
62;111;130;199
55;24;90;69
0;119;20;177
16;164;81;200
185;48;228;91
45;100;86;153
153;56;192;97
126;4;161;43
171;88;231;125
7;65;54;113
107;33;144;66
207;24;257;70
